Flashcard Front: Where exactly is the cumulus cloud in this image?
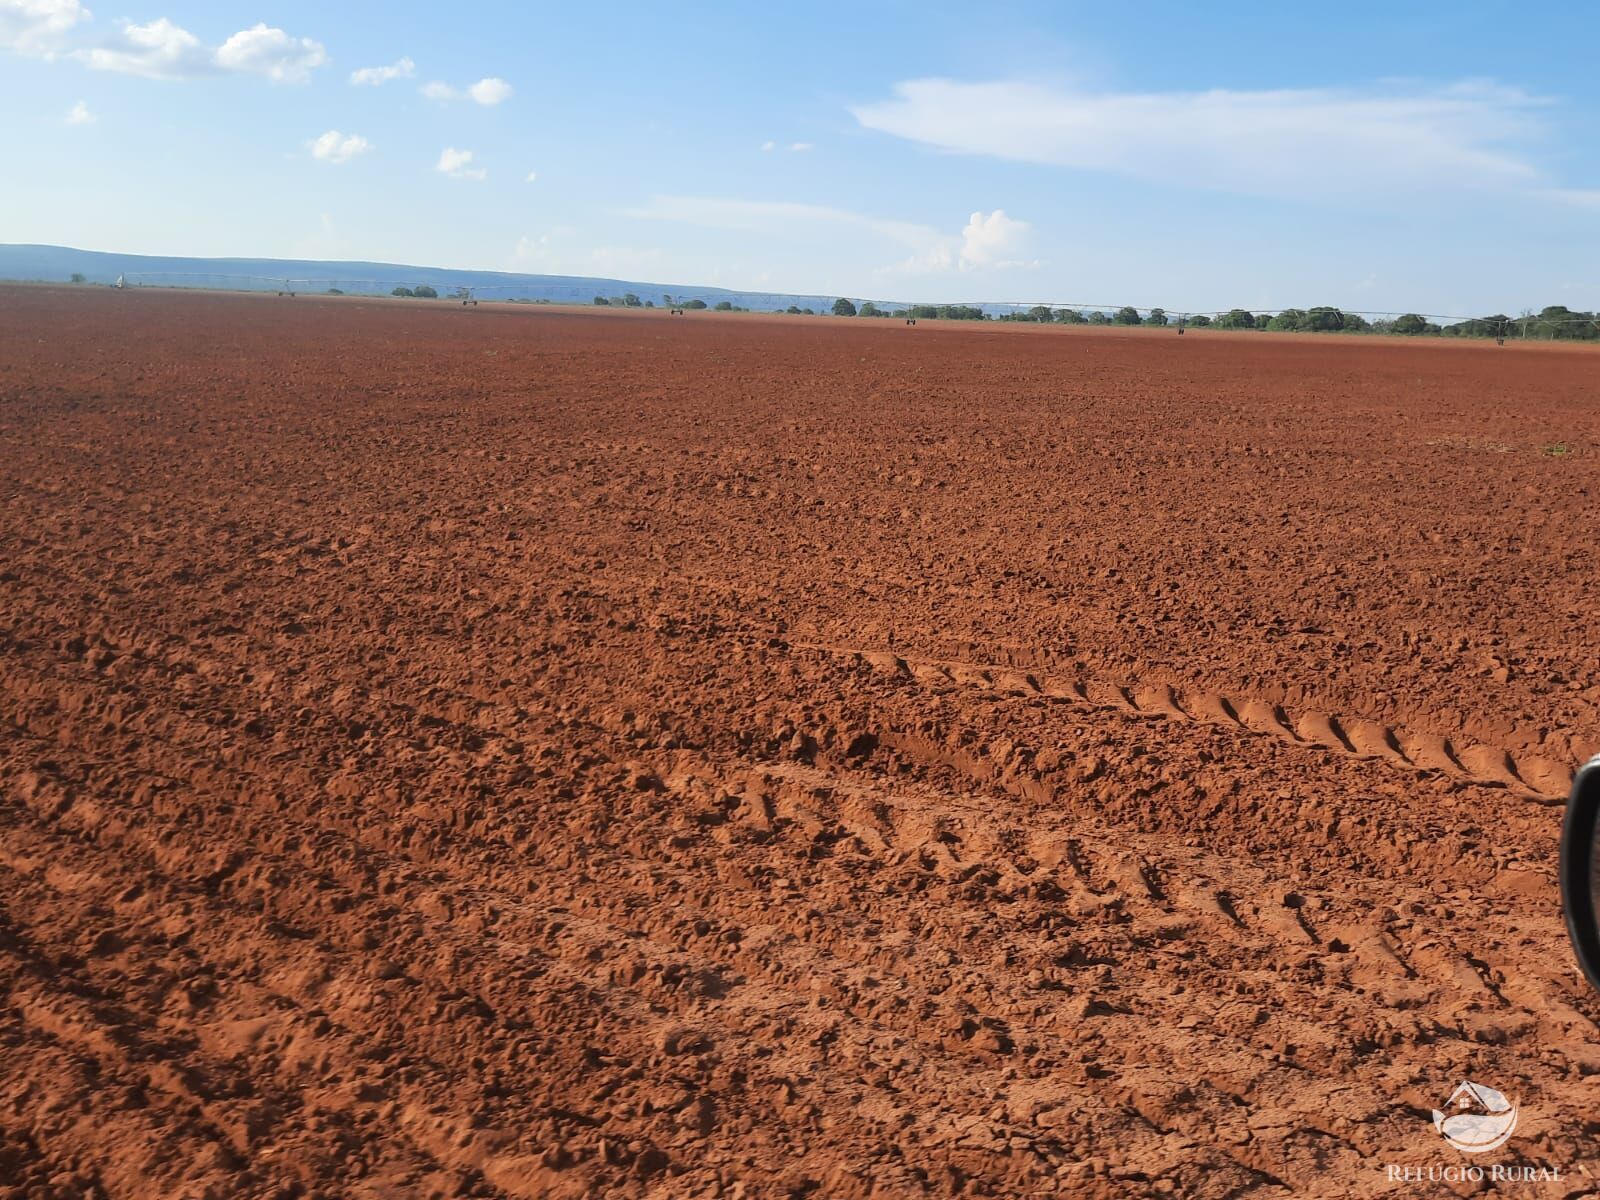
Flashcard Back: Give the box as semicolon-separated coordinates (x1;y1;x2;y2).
422;76;512;106
214;22;326;82
309;130;371;164
77;17;326;82
852;77;1551;201
78;16;204;78
789;141;813;152
436;146;486;180
0;0;90;56
350;55;413;86
959;209;1030;267
469;76;512;105
65;98;93;123
879;209;1037;274
526;170;538;183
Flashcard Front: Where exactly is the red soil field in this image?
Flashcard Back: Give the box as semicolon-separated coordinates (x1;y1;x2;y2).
3;286;1600;1198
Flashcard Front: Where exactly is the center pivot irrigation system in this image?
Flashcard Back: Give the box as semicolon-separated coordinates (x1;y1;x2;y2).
102;273;1600;341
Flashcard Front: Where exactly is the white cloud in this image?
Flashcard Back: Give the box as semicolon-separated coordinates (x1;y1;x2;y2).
65;98;93;124
469;76;512;105
960;209;1030;267
852;77;1551;200
789;141;813;152
214;23;327;83
881;208;1038;275
760;140;775;152
77;17;325;82
350;55;413;86
436;146;486;180
422;76;512;106
0;0;90;56
526;170;538;183
309;130;371;165
78;16;205;78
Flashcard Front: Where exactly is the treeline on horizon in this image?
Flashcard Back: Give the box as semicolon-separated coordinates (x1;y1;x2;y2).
46;274;1592;340
830;300;1600;340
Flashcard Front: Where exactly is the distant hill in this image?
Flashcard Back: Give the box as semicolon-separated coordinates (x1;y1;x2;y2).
0;244;920;313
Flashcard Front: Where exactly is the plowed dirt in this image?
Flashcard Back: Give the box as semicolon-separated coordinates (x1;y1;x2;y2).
4;286;1599;1198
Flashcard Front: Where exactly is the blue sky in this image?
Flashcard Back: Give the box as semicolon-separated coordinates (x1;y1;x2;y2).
2;1;1597;314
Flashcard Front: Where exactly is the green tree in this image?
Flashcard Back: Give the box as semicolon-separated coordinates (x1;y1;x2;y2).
413;285;438;299
1055;309;1085;324
1027;305;1054;323
684;299;707;310
1147;307;1169;327
1392;313;1429;335
1114;306;1142;325
785;305;802;314
593;296;610;306
1215;309;1257;329
392;286;414;298
859;301;883;317
1536;306;1598;339
69;273;86;284
623;293;642;307
1087;310;1112;325
1188;314;1213;327
714;300;734;311
832;297;857;316
1302;307;1345;332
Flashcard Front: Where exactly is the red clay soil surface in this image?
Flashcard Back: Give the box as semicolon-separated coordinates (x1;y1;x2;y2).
4;285;1600;1199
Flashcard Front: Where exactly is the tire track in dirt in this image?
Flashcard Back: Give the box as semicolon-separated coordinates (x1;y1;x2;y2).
603;726;1586;1195
0;623;1383;1197
800;645;1574;802
0;675;1279;1196
606;744;1370;1192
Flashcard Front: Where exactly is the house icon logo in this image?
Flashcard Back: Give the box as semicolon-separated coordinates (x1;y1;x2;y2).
1432;1081;1519;1153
